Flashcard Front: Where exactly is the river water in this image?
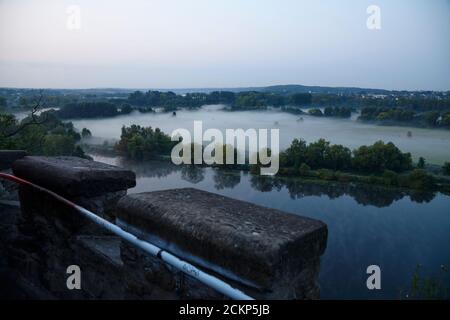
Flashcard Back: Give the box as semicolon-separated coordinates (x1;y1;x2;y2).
93;155;450;299
76;107;450;299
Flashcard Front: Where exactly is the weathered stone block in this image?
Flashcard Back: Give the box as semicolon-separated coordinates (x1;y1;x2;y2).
3;156;137;299
117;188;328;299
5;155;327;300
0;150;27;170
12;156;136;197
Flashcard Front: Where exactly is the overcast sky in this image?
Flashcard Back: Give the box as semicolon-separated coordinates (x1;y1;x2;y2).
0;0;449;90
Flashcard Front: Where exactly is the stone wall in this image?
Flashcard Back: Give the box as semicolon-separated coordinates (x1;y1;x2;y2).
0;154;328;300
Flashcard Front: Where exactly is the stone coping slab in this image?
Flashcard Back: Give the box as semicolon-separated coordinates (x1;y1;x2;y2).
117;188;327;289
12;156;136;197
0;150;27;170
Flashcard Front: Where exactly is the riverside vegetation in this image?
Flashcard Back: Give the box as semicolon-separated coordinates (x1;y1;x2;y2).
113;124;450;193
54;92;450;127
2;106;449;193
2;87;450;192
7;88;447;129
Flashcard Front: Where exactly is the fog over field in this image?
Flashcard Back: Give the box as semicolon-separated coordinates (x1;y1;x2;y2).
72;107;450;164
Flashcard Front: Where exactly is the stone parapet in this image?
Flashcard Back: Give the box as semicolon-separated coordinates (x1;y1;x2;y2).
117;188;328;299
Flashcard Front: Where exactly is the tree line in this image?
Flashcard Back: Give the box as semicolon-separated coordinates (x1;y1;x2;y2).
307;107;352;118
127;90;313;110
279;139;412;173
43;90;450;124
115;124;450;191
358;107;450;128
57;102;133;119
52;91;314;118
312;94;450;112
260;138;444;191
115;124;176;160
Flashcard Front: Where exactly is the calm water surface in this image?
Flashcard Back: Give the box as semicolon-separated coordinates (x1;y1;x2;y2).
94;155;450;299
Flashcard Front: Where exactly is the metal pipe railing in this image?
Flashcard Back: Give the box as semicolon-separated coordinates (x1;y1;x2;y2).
0;172;254;300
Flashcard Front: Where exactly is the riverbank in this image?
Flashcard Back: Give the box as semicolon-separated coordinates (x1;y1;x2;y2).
84;143;450;195
69;108;450;165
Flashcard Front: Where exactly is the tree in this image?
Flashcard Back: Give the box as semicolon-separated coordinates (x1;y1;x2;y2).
0;91;49;139
417;157;426;169
308;108;323;117
325;144;352;170
382;170;399;186
207;91;236;104
337;107;352;118
1;110;86;157
0;96;6;110
423;111;440;127
352;141;412;173
323;106;351;118
128;91;146;105
407;169;435;190
81;128;92;138
42;134;75;156
443;162;450;176
58;102;119;119
324;107;333;117
120;104;133;114
289;93;312;106
298;163;311;176
0;90;87;158
359;107;415;123
280;138;308;169
116;125;176;160
305;139;329;168
441;113;450;127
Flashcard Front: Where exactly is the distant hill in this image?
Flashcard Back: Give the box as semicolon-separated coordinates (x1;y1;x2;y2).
0;84;437;96
159;84;395;95
260;84;393;95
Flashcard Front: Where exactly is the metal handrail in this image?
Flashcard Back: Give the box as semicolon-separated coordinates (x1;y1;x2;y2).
0;172;254;300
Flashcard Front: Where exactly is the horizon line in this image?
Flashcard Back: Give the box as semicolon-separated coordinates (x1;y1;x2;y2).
1;83;449;93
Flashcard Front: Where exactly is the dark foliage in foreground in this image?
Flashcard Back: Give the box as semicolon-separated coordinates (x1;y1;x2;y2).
0;111;87;157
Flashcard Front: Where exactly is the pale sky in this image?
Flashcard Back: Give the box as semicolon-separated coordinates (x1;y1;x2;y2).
0;0;449;90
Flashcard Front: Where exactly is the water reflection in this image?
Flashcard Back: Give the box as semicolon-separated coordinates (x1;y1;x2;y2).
213;170;241;190
181;166;205;184
250;176;436;208
93;155;450;299
106;157;436;208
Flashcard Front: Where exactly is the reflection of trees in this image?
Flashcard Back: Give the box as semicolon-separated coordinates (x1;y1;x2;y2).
115;158;181;178
250;175;283;193
107;158;437;207
409;191;435;204
212;169;241;190
250;175;436;208
111;158;208;184
181;165;205;184
346;185;404;207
